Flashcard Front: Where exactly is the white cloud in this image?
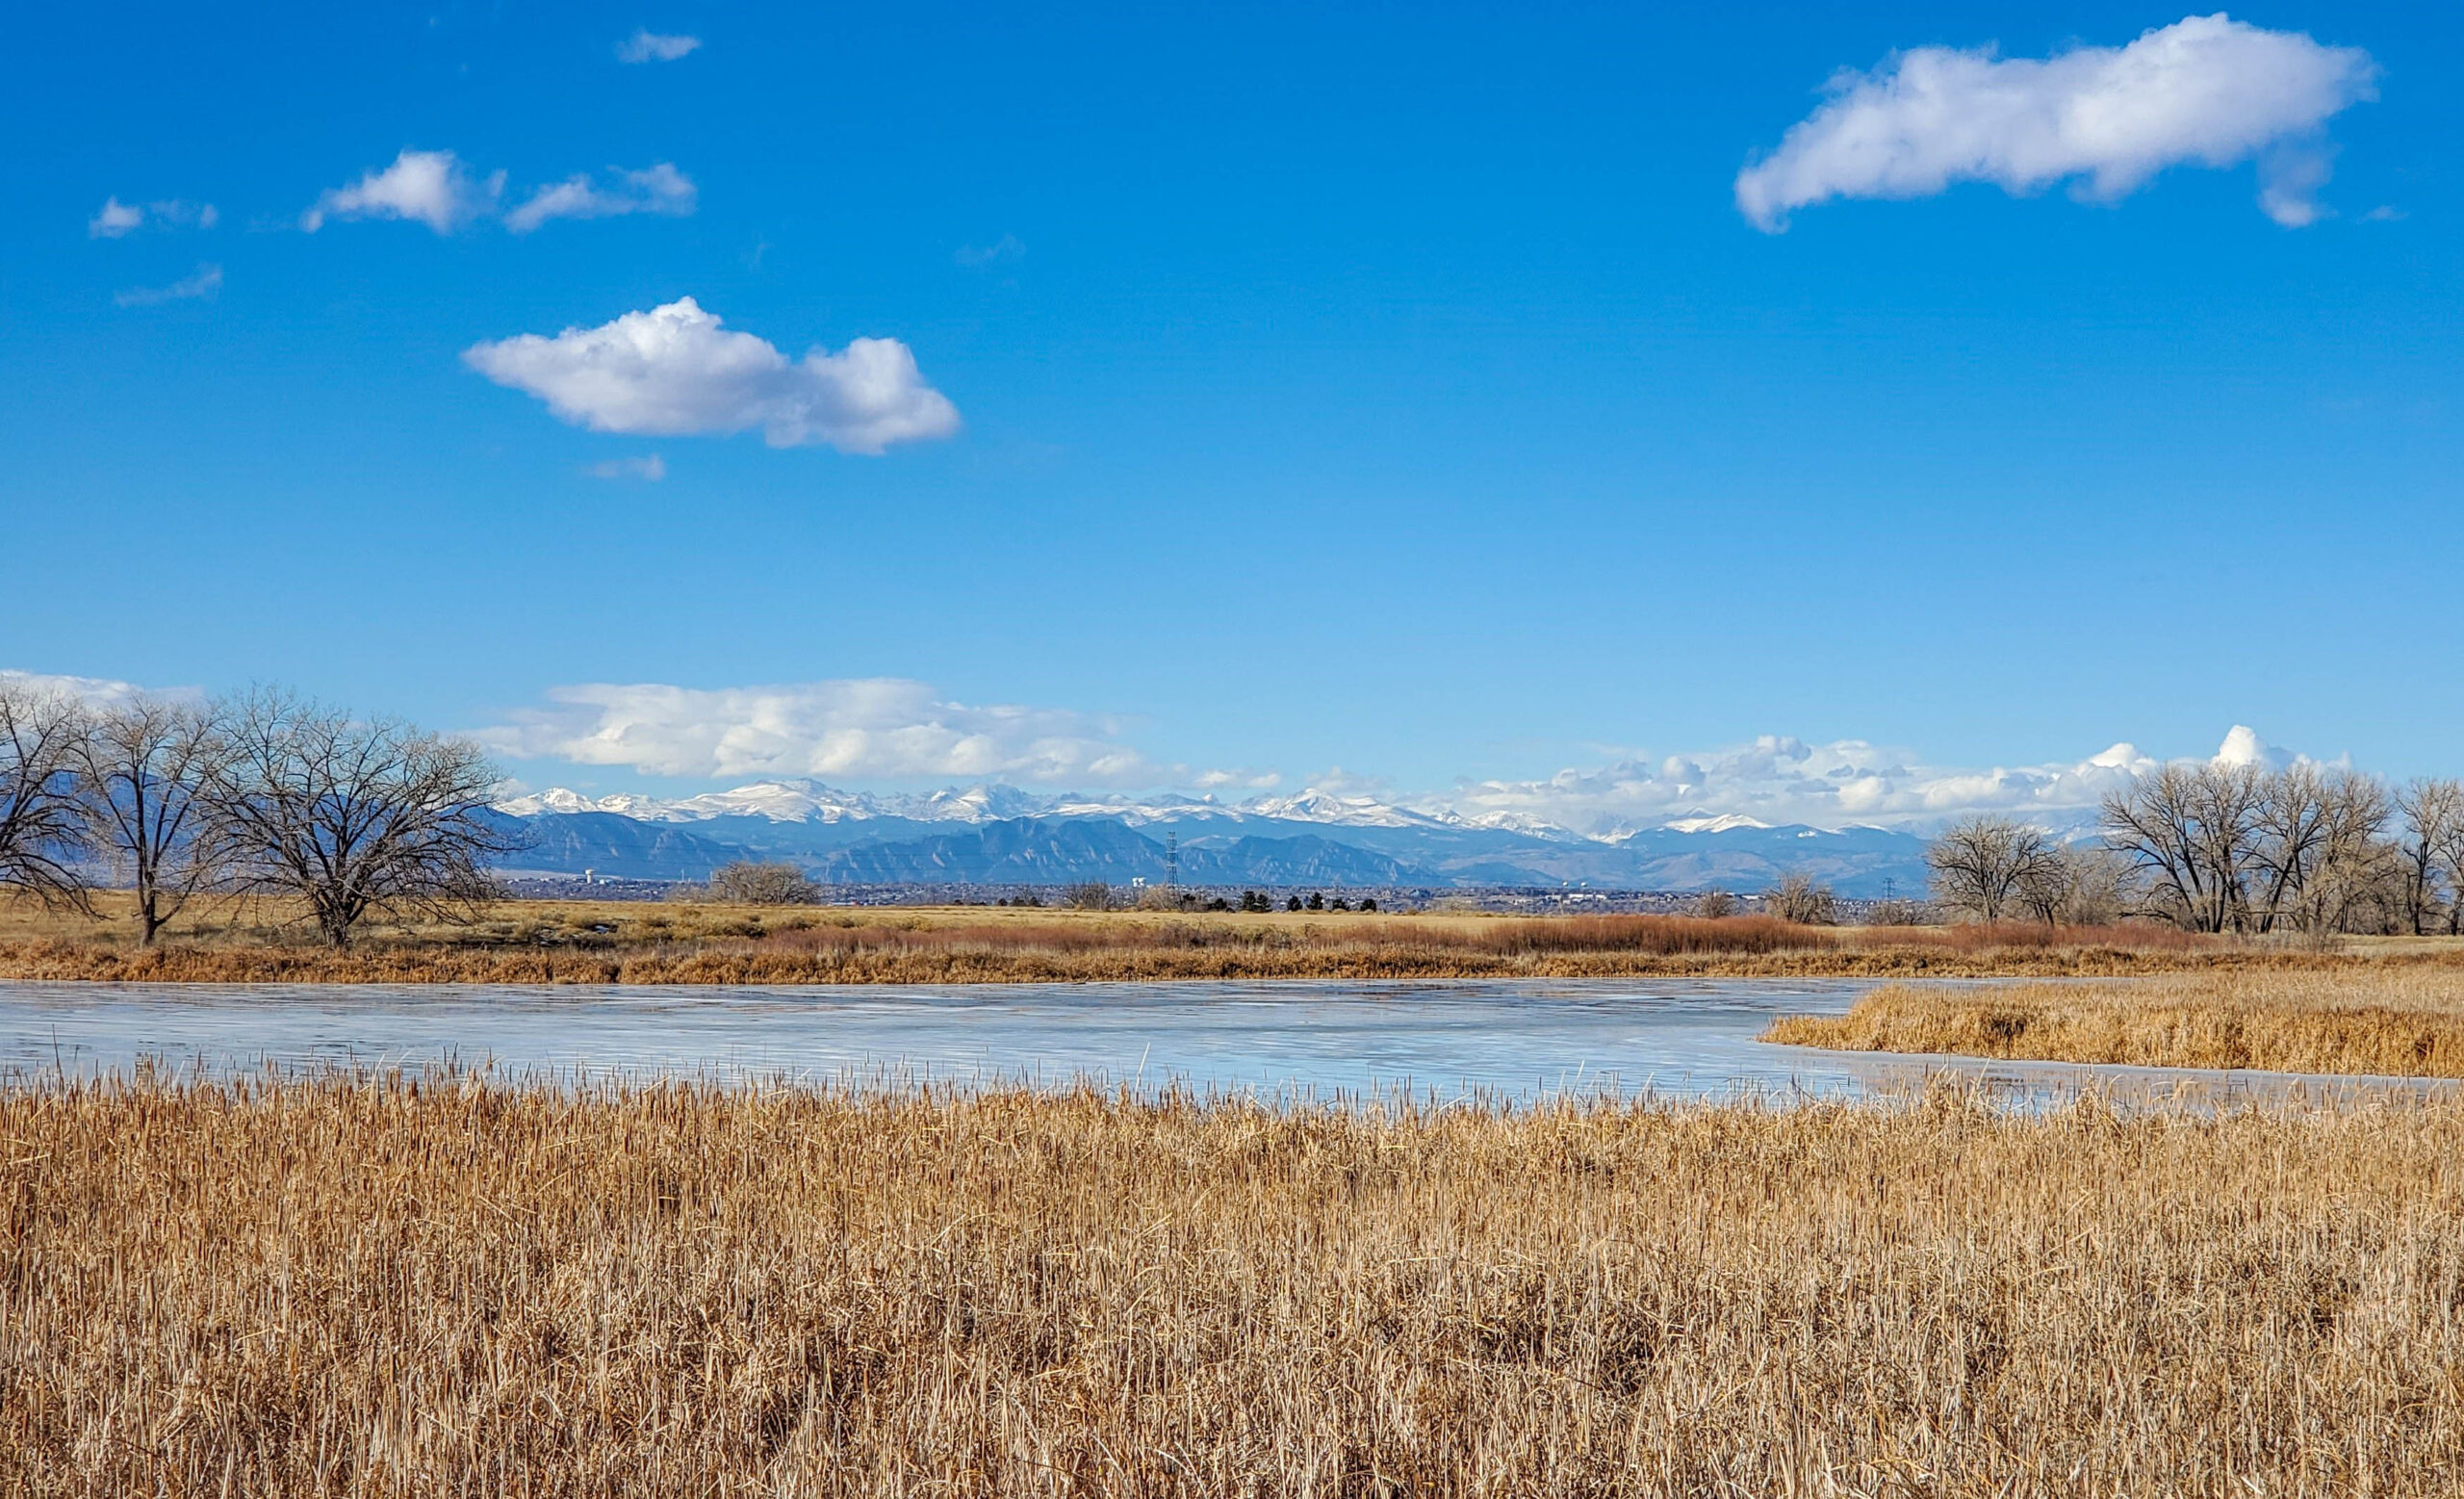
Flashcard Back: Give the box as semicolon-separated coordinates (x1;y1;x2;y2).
955;233;1026;269
0;669;177;710
1424;727;2323;836
114;263;223;307
478;679;1157;785
88;197;143;238
89;196;217;238
583;454;667;481
1735;14;2378;231
302;149;501;234
504;164;697;233
462;297;961;455
618;28;701;63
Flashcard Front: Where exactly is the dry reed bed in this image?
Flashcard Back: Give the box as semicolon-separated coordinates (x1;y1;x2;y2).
6;1078;2464;1493
0;908;2314;986
1769;967;2464;1078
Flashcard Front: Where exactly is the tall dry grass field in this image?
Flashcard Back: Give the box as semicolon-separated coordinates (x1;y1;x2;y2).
0;892;2402;984
1769;966;2464;1077
6;1077;2463;1493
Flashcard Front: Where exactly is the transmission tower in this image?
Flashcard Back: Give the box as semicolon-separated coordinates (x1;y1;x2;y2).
1165;828;1179;890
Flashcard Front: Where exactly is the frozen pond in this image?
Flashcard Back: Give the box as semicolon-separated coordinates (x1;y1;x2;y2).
0;977;2443;1106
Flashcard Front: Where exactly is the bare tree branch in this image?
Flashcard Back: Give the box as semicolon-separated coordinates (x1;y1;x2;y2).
72;694;233;944
0;685;97;913
207;690;522;947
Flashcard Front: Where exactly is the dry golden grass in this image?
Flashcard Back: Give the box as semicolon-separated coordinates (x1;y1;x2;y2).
0;892;2406;985
6;1077;2464;1493
1767;966;2464;1077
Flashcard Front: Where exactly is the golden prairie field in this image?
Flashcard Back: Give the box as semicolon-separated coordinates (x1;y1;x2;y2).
4;1077;2463;1494
0;892;2402;985
1766;965;2464;1078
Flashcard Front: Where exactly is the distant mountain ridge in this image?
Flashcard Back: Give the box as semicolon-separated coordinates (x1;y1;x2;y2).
491;778;1935;895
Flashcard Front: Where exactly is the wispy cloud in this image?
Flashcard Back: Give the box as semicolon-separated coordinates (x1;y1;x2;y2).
1736;14;2378;231
302;148;502;234
478;679;1158;785
463;297;961;455
955;233;1026;269
114;263;223;307
505;164;697;234
617;28;701;64
302;150;698;237
89;196;217;238
583;454;668;481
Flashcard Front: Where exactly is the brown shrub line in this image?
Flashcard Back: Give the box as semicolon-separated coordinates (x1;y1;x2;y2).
7;1076;2464;1494
0;931;2392;985
1766;967;2464;1077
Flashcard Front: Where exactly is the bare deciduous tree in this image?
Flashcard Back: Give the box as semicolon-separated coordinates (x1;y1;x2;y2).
699;861;819;905
2013;841;2136;926
2396;778;2464;935
1765;872;1836;925
209;692;518;947
1693;890;1739;919
2287;772;2394;940
2100;763;2268;933
0;684;95;911
1926;815;2059;924
1063;882;1113;911
2106;761;2418;939
73;695;232;944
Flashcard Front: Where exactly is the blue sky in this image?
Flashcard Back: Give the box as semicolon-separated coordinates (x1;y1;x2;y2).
5;3;2457;828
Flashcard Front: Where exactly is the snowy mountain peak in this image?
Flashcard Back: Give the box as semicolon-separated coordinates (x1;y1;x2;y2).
1659;814;1774;835
1245;788;1450;829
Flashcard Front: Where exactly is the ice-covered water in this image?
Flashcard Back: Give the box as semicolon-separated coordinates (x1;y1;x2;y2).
0;977;2440;1105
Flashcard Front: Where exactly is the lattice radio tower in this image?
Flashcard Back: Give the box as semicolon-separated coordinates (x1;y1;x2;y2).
1165;828;1179;891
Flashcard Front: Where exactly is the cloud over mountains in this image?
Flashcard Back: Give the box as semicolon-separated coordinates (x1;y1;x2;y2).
476;678;1153;786
470;674;2314;836
1736;13;2378;230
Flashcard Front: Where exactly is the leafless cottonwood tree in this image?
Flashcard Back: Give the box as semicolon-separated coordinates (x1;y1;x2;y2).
0;684;95;911
2014;842;2136;926
2396;778;2464;935
209;691;519;947
1693;890;1739;918
699;861;819;905
1764;872;1836;925
2103;762;2431;937
1925;814;2059;923
72;695;232;944
2099;762;2270;933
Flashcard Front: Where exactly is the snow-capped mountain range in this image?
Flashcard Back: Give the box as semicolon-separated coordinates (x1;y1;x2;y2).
489;778;1935;893
498;777;1555;834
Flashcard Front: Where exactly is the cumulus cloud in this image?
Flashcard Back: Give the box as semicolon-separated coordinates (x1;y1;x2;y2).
504;163;696;233
114;263;223;307
477;679;1157;785
89;196;217;238
462;297;961;454
302;148;501;234
1425;728;2317;836
583;454;667;481
1735;14;2378;231
618;28;701;63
